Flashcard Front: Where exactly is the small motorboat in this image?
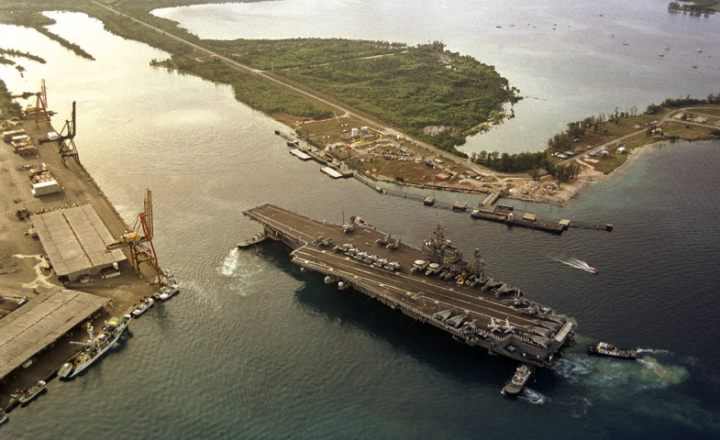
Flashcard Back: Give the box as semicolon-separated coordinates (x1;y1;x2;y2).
0;409;8;425
18;380;47;405
154;284;179;302
587;341;638;360
57;362;74;379
131;297;155;318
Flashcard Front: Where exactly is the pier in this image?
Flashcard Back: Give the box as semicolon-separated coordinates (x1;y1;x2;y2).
244;204;576;368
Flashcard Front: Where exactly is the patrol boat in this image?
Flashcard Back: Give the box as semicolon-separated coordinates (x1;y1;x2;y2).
58;316;130;380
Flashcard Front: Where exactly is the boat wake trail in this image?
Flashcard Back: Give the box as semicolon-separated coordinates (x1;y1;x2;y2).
636;348;672;355
220;248;241;277
518;387;549;405
550;256;598;274
217;248;268;297
553;353;689;393
554;396;593;418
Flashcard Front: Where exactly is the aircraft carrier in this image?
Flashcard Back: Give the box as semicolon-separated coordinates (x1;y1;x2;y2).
244;204;576;368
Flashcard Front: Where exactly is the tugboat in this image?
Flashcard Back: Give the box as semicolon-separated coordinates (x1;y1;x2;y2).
131;297;155;318
59;316;130;380
587;341;638;360
502;365;533;397
17;380;47;406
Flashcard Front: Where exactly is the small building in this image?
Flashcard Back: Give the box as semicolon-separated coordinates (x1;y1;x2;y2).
32;205;126;282
32;180;62;197
350;128;360;138
2;129;25;142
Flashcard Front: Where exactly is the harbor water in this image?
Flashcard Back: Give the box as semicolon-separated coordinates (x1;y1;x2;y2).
1;3;720;439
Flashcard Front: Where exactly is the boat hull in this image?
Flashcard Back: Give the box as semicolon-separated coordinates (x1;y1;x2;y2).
67;323;128;379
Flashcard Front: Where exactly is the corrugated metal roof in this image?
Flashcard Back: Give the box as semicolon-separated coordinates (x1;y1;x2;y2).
33;205;126;277
0;288;109;380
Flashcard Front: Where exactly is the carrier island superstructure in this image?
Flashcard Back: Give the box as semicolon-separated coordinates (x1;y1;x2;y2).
244;204;576;368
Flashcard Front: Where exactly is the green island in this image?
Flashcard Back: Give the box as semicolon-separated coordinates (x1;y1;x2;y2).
0;48;46;64
0;2;95;60
668;1;720;15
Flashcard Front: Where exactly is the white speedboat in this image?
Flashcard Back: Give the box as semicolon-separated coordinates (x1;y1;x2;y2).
154;284;179;302
131;297;155;318
18;380;47;405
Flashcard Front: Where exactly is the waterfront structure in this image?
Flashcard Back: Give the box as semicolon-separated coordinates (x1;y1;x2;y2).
0;289;109;382
32;205;126;282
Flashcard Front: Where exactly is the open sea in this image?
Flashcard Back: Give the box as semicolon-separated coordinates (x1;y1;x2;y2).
1;1;719;438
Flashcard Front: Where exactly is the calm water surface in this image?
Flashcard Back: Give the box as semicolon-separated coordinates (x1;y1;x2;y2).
153;0;720;154
0;8;719;440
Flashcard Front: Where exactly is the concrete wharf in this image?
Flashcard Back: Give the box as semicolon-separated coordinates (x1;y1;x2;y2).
244;204;576;368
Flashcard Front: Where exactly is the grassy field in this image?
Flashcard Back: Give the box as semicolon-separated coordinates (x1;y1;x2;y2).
280;43;517;150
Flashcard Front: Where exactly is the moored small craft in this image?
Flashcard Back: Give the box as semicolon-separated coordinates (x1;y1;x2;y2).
155;285;179;302
587;341;638;360
131;297;155;318
0;409;8;425
17;380;47;405
154;283;179;302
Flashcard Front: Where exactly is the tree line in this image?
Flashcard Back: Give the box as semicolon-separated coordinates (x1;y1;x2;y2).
470;150;581;182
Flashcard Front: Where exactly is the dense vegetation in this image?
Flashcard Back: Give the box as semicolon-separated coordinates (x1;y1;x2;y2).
470;150;581;182
0;79;22;118
33;26;95;60
280;41;519;150
646;93;720;114
0;48;46;64
668;1;720;15
207;38;407;71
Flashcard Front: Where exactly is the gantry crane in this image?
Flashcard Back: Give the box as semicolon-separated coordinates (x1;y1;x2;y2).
19;79;50;125
107;189;167;285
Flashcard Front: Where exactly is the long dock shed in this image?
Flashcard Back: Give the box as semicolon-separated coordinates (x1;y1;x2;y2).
0;288;109;381
33;205;126;281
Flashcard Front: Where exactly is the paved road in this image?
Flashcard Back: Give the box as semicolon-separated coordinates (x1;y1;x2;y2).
91;1;493;174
